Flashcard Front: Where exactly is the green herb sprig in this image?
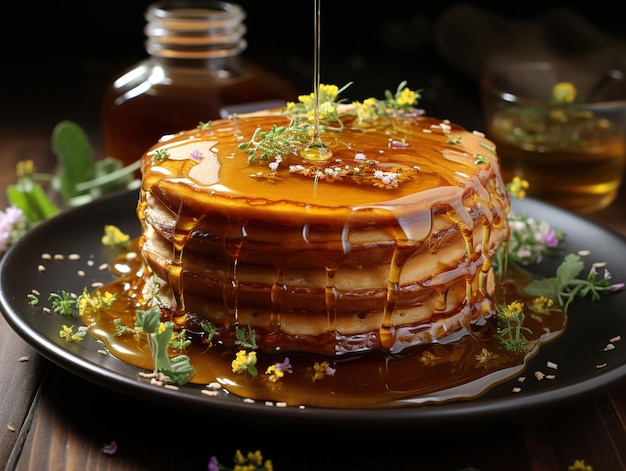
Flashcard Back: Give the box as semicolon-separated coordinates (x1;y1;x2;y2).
135;307;196;385
524;253;624;313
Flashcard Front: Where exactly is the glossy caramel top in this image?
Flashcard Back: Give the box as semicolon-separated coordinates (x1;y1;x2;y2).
140;111;510;235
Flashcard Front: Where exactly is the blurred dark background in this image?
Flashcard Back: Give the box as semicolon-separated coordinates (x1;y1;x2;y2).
3;1;625;146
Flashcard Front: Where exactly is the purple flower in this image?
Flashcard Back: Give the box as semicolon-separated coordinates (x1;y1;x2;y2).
0;206;24;253
612;282;625;292
190;149;202;161
542;229;560;248
275;357;293;374
207;456;220;471
354;152;366;163
101;440;118;456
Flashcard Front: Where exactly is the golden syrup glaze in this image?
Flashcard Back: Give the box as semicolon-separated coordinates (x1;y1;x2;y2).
134;111;511;355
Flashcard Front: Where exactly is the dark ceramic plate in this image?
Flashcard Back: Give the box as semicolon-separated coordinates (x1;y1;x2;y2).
1;189;625;426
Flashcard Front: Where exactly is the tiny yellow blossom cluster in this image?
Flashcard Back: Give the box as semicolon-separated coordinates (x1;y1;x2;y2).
59;324;86;342
77;287;117;317
101;224;130;249
552;82;577;104
506;176;530;199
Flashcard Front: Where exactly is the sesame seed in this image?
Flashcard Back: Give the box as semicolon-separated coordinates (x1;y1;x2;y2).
68;254;80;260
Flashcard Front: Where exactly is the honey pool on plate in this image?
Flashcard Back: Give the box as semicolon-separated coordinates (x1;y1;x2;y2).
80;242;567;409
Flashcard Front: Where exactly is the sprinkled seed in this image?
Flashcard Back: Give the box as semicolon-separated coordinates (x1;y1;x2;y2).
534;371;545;381
91;282;104;288
41;253;52;260
276;402;288;408
603;343;616;351
206;382;221;390
201;389;218;397
577;249;591;257
7;424;15;432
264;401;274;407
596;363;608;369
98;263;108;270
545;375;556;380
43;307;51;314
517;377;526;383
244;398;255;404
593;261;607;268
68;254;80;261
164;384;179;391
77;270;85;277
547;361;558;370
38;265;45;273
472;130;486;137
512;387;522;393
610;336;621;342
54;254;64;261
19;356;30;362
31;289;40;296
97;349;107;355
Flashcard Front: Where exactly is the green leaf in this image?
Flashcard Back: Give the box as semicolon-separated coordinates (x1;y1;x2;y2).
51;120;96;201
6;181;61;224
555;253;585;284
523;277;561;302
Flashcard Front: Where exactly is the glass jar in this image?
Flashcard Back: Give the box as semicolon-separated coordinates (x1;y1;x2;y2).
101;1;297;166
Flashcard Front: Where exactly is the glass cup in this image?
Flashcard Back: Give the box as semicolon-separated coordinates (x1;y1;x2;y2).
480;60;626;214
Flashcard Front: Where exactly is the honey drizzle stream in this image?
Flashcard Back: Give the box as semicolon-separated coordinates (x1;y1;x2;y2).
300;0;332;162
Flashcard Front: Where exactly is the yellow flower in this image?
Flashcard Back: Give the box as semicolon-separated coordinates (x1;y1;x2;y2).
552;82;577;104
77;288;117;316
568;459;593;471
310;360;330;382
506;176;530;199
16;159;34;177
319;83;339;100
396;86;418;106
265;364;285;383
59;325;85;343
231;350;257;374
101;224;130;249
530;296;555;313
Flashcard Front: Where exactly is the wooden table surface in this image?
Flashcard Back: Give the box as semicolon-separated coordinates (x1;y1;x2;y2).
2;61;626;471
